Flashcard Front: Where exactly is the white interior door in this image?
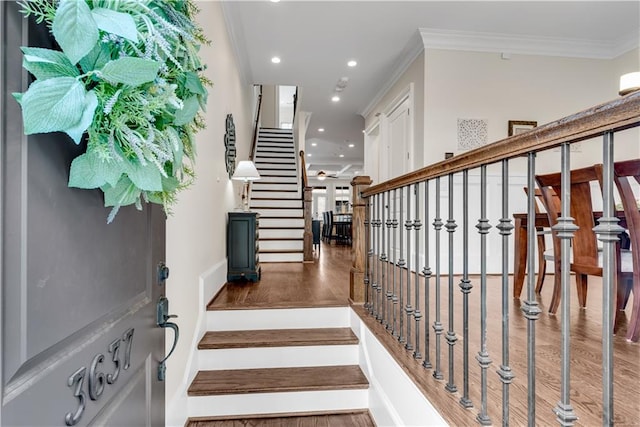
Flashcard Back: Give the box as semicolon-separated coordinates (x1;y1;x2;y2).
387;97;411;179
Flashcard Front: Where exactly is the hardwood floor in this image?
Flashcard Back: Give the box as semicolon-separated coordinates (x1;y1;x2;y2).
208;242;640;426
187;410;375;427
208;244;351;310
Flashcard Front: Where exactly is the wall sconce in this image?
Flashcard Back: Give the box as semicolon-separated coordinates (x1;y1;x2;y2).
619;72;640;96
232;160;261;211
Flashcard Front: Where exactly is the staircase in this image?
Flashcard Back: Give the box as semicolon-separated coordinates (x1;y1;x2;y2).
251;128;304;263
184;307;371;424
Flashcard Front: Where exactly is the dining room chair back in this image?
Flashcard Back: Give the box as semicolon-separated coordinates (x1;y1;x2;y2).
536;165;630;314
611;159;640;342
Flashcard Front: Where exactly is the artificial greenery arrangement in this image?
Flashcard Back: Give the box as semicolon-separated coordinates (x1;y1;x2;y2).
15;0;209;222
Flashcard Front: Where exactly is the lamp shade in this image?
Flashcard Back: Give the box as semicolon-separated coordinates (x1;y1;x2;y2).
619;71;640;96
232;160;261;181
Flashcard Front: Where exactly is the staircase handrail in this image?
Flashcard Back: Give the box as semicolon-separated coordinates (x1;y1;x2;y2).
249;85;263;161
299;149;308;190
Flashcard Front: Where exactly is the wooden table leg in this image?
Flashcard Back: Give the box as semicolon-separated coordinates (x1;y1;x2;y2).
513;217;527;299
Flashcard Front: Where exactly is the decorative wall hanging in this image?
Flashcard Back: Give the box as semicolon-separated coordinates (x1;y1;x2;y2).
224;114;237;178
457;118;488;150
14;0;210;222
508;120;537;136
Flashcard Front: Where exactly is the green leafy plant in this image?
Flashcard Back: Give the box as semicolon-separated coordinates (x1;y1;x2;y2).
15;0;209;222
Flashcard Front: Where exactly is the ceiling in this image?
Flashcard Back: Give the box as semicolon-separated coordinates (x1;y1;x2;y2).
221;1;640;180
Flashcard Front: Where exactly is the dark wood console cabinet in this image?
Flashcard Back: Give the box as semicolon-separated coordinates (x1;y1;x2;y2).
227;212;260;282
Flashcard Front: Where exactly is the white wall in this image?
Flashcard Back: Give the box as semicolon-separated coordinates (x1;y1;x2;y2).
165;0;254;418
423;48;639;174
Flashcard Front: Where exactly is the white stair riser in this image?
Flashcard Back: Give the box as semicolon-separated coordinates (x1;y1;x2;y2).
188;390;368;418
259;129;293;135
260;240;303;251
251;199;301;208
255;209;302;218
255;148;296;159
256;176;298;184
257;163;296;170
252;191;300;199
259;169;297;177
254;157;295;164
256;148;296;157
197;345;358;370
252;183;298;191
259;228;304;239
260;252;304;263
260;218;304;228
207;307;350;331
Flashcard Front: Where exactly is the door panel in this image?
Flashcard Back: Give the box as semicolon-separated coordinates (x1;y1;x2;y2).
388;99;410;179
1;2;166;426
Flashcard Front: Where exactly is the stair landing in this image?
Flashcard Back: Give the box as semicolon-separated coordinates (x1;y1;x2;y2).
186;410;375;426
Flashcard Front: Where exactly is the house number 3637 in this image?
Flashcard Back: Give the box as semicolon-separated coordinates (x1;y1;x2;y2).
64;328;134;426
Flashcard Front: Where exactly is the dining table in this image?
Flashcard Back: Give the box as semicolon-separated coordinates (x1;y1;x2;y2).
512;210;630;299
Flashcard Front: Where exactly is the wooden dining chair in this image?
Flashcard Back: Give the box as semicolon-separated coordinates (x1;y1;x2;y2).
536;165;631;315
523;187;560;293
611;159;640;342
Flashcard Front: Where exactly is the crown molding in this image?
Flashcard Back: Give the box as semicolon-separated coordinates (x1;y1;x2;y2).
612;28;640;58
360;30;424;118
220;2;253;86
419;28;638;60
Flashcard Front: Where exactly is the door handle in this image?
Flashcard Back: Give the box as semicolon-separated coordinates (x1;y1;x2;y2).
157;296;179;381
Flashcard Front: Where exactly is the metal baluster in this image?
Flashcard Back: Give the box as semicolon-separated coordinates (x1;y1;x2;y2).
386;192;393;330
497;159;515;426
522;152;542;426
459;169;473;408
432;177;444;380
398;187;406;344
593;132;621;426
392;189;399;338
372;194;379;319
423;180;432;369
364;196;371;312
414;183;422;359
405;185;414;351
552;143;578;426
445;173;458;393
377;193;383;321
476;166;492;420
381;191;387;325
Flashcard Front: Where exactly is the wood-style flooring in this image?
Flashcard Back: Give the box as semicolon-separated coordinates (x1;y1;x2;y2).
187;410;375;427
207;242;640;426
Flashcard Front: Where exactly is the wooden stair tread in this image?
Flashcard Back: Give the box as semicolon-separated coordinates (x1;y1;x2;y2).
260;249;303;254
186;410;375;426
258;237;303;241
198;327;358;349
187;365;368;396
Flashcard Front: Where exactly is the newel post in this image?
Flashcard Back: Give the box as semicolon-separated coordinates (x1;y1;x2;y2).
350;176;372;303
303;186;313;262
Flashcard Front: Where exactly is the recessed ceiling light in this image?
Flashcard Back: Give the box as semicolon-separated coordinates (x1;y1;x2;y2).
348;143;354;148
270;0;280;2
307;153;312;157
318;128;324;132
362;130;365;134
347;60;357;67
339;154;344;158
331;95;340;102
271;56;281;64
311;143;317;146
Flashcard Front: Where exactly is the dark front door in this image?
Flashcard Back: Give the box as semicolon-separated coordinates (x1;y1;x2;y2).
1;2;166;426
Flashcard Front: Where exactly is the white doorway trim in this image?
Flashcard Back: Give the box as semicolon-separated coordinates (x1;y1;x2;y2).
381;83;414;179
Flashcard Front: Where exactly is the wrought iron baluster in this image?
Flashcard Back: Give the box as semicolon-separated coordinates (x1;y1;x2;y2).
459;169;473;408
522;152;542;426
377;193;384;321
398;187;406;344
476;166;492;420
445;173;458;393
392;189;399;338
365;196;372;312
380;191;387;325
414;183;422;359
497;159;515;426
405;185;414;351
552;143;579;426
593;132;621;426
432;177;444;380
372;194;379;319
386;192;393;330
423;179;432;369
